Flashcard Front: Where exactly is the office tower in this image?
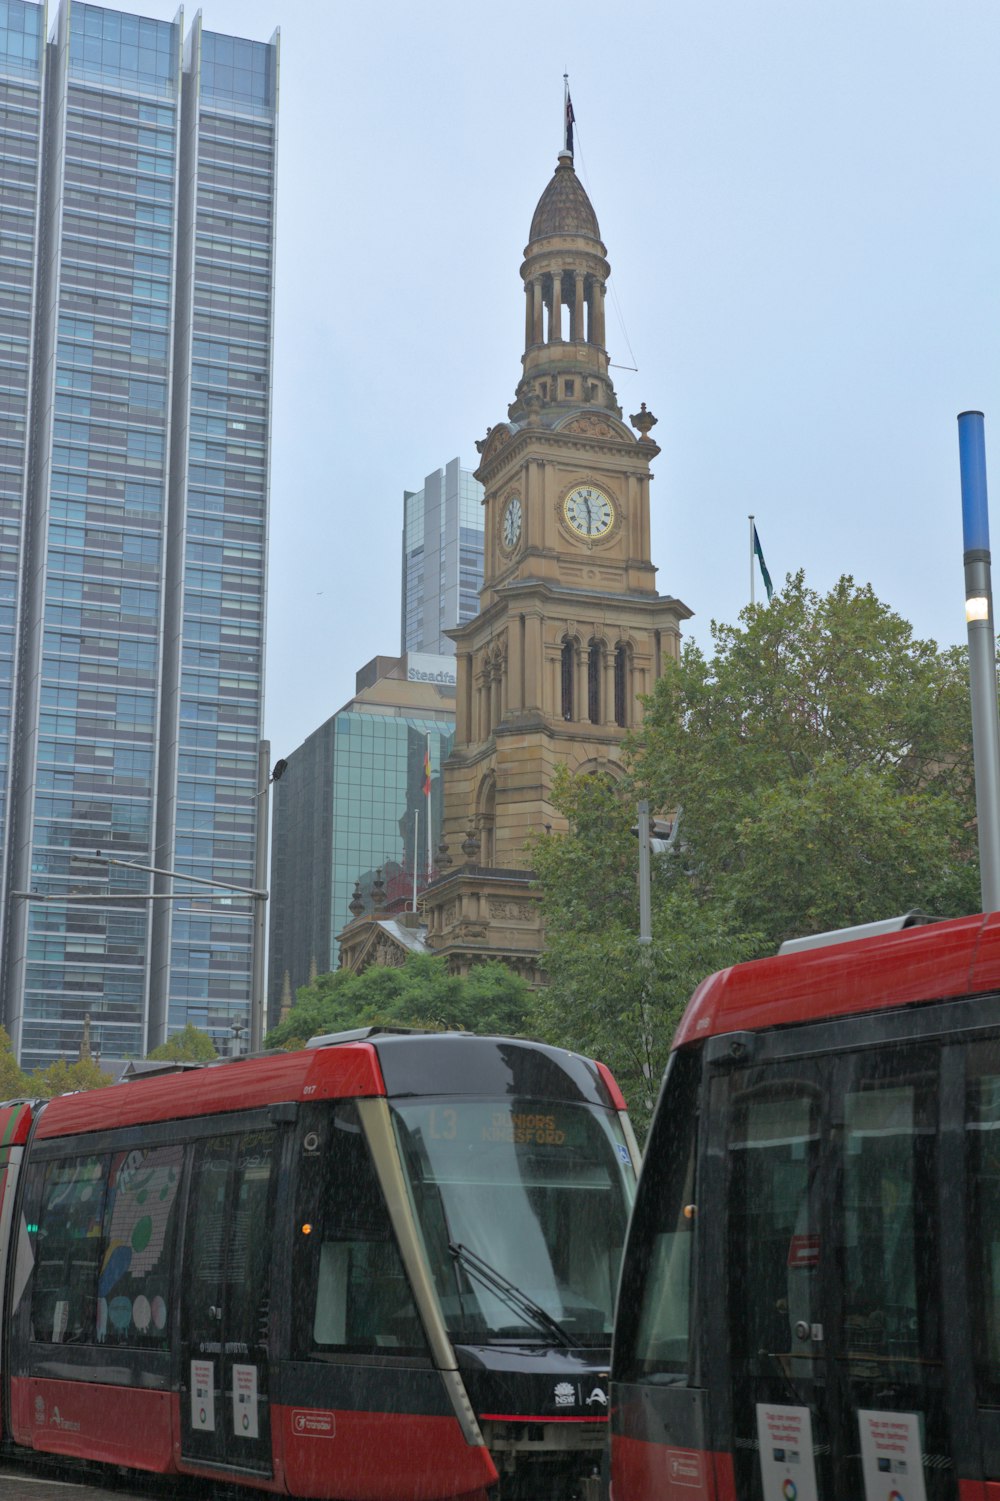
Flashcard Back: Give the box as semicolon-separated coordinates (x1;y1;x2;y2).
401;457;483;657
0;1;277;1068
267;658;454;1024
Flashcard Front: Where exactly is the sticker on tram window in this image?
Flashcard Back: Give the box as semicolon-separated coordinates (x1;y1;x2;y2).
191;1359;215;1432
787;1233;820;1268
857;1410;927;1501
756;1404;819;1501
233;1363;259;1439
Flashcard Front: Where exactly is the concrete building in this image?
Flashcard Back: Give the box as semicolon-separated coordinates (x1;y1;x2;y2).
267;656;455;1024
0;2;277;1066
401;457;483;657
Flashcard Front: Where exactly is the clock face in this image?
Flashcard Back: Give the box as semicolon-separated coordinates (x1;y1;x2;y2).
563;484;615;538
502;495;522;549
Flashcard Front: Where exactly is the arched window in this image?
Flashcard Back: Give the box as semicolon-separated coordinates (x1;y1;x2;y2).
477;773;496;866
561;640;574;721
588;642;602;724
614;644;628;728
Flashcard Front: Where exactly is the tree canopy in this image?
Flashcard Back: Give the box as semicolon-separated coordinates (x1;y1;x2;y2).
531;574;980;1130
147;1022;218;1063
265;953;533;1051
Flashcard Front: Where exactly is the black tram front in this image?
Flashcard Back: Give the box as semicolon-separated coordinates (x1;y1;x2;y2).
354;1033;638;1499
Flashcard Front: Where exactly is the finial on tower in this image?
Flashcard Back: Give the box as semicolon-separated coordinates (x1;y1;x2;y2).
563;74;575;157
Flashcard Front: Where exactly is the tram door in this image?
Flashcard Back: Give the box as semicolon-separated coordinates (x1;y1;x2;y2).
715;1044;951;1501
180;1128;277;1474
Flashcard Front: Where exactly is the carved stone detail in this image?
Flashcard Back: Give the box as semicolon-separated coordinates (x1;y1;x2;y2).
563;414;616;439
487;899;535;922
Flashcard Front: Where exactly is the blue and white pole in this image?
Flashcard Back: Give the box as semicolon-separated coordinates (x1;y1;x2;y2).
958;411;1000;913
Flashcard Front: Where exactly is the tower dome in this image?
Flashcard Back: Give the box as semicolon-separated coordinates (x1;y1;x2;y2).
528;150;602;244
510;151;617;423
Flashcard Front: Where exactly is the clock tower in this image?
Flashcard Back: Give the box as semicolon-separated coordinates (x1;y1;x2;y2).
419;145;690;975
340;142;691;978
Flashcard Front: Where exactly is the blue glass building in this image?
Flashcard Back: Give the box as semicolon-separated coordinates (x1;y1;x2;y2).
267;660;455;1024
0;2;277;1068
402;457;484;657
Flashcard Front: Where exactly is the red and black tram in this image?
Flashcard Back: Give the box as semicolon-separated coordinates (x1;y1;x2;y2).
610;910;1000;1501
0;1027;638;1499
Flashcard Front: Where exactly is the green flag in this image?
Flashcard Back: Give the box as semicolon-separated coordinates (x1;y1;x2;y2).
753;523;773;603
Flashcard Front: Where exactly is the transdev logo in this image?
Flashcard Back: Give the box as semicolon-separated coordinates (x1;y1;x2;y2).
782;1482;797;1501
291;1408;336;1438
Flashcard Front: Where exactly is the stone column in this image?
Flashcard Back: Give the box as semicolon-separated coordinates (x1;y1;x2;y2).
573;271;585;340
592;280;607;347
550;271;562;342
524;282;533;349
532;279;544;344
509;617;524;712
603;647;616;725
523;615;542;712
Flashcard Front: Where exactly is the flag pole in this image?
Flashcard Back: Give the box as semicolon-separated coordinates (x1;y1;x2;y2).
412;809;419;911
426;733;433;881
747;513;756;606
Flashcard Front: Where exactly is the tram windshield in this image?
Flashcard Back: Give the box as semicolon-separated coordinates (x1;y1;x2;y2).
392;1097;635;1345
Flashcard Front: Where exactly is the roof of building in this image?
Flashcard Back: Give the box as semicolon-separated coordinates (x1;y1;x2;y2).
528;152;602;244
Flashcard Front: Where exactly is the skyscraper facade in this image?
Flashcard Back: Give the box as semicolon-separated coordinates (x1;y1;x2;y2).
0;1;277;1068
401;456;483;657
267;658;454;1024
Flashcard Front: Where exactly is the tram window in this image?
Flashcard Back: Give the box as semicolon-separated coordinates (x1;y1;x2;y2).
966;1043;1000;1402
617;1050;700;1381
841;1080;935;1364
30;1155;108;1344
291;1103;428;1359
727;1086;820;1366
97;1144;183;1348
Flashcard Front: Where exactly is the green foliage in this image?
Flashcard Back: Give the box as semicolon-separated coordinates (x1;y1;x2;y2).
147;1022;218;1063
637;572;978;935
0;1026;28;1100
265;953;533;1052
533;574;980;1134
30;1057;111;1098
0;1027;114;1100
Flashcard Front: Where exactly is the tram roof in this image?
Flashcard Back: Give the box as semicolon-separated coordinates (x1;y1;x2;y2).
672;910;1000;1047
28;1032;621;1140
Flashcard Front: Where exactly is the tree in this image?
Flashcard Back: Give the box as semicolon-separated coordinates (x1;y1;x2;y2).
532;575;980;1132
146;1022;217;1063
265;953;533;1052
638;572;978;938
31;1057;111;1098
0;1027;28;1100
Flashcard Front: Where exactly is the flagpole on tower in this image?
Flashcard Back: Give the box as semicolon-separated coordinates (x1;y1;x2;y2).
747;516;756;609
563;74;574;157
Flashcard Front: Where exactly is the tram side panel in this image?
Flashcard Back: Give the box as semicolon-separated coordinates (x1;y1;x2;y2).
0;1102;34;1446
1;1088;496;1500
8;1118;186;1473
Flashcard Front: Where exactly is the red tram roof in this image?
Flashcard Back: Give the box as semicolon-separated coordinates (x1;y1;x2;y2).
672;911;1000;1048
33;1041;385;1140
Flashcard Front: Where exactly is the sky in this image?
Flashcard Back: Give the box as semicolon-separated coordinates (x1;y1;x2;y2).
93;0;1000;752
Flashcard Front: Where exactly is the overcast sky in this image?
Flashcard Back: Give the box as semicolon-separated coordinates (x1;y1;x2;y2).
96;0;1000;751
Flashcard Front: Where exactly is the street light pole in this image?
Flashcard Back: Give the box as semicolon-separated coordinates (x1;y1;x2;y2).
249;745;287;1053
250;739;271;1054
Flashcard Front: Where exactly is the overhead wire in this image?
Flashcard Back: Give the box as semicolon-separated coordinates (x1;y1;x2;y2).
572;121;640;378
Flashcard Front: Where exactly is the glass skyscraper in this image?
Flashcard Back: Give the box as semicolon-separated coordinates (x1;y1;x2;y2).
267;662;454;1024
0;1;277;1068
402;457;483;657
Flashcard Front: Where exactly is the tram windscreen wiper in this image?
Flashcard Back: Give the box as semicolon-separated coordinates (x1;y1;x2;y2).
448;1241;581;1348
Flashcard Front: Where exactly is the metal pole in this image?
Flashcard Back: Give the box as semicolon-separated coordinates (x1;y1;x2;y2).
747;513;756;606
958;412;1000;912
637;800;652;946
249;738;270;1052
637;800;654;1110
